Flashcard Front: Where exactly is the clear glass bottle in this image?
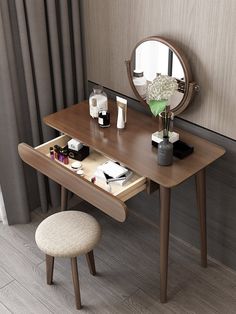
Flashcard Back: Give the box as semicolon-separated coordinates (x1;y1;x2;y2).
132;70;147;98
89;85;108;118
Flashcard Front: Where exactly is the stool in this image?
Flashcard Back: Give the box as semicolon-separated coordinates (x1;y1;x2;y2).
35;210;101;310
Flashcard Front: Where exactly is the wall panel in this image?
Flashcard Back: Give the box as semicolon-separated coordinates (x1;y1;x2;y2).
81;0;236;139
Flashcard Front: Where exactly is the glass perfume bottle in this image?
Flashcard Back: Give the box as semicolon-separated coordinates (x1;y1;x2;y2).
89;85;108;118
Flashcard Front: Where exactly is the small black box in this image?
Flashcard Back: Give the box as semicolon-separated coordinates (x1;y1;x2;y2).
68;146;89;161
152;140;194;159
173;140;194;159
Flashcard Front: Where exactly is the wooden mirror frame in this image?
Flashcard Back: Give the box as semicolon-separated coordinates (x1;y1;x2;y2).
125;36;199;115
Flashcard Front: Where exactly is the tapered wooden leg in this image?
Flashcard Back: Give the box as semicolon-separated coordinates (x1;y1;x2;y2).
46;255;54;285
195;168;207;268
71;257;82;310
86;250;96;275
61;186;68;211
159;186;171;303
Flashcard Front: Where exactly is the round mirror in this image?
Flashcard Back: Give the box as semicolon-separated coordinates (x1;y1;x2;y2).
126;36;198;115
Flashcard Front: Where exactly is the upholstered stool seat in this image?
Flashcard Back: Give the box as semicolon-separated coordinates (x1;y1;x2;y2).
35;210;101;310
35;211;101;257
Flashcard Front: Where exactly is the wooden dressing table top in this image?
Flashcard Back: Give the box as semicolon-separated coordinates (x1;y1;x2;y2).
44;100;225;188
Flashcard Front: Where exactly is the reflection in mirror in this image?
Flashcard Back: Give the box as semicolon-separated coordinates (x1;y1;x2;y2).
135;41;184;82
132;41;185;110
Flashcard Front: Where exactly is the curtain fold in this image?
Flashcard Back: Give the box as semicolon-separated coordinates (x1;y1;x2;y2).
0;0;84;224
0;186;8;225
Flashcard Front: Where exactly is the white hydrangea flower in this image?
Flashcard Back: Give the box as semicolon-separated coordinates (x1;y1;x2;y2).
147;75;178;103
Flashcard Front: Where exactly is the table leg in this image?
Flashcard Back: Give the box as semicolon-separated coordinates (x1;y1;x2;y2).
61;186;68;211
159;185;171;303
195;168;207;268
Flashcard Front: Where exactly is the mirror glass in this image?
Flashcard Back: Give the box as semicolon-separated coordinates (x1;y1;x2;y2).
131;40;185;111
135;41;184;81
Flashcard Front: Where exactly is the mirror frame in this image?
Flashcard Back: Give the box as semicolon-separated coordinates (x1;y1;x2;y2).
125;36;198;115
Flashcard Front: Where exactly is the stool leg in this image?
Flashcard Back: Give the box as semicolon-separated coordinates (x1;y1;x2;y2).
86;250;96;276
71;257;82;310
46;255;54;285
61;186;68;211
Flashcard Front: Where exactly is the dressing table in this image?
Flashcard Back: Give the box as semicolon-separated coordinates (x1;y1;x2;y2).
18;36;225;303
18;100;225;303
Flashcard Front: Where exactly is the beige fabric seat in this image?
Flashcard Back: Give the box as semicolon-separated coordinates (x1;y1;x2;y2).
35;210;101;310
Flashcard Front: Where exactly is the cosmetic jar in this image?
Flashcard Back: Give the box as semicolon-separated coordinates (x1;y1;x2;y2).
71;161;82;172
98;110;110;127
76;169;84;176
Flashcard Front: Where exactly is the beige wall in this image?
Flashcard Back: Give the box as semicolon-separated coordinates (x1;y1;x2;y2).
81;0;236;139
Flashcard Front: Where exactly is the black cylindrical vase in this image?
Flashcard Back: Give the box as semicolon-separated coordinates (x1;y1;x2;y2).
158;136;173;166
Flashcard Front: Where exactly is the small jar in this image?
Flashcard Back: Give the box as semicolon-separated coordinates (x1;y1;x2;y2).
132;70;147;98
89;85;108;118
98;110;110;127
71;161;82;172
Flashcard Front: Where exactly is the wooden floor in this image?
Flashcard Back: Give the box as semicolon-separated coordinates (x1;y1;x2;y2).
0;197;236;313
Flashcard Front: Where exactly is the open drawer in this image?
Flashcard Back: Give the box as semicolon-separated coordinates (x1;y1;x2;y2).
18;135;147;222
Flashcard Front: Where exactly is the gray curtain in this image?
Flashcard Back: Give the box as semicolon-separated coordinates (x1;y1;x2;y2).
0;0;84;224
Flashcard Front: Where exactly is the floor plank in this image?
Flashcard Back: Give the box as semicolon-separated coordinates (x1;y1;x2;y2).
117;289;176;314
0;211;45;264
0;235;82;313
38;258;124;313
0;302;12;314
0;281;52;314
0;267;13;289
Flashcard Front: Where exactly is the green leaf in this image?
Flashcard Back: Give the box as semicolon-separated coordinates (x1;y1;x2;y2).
148;99;167;117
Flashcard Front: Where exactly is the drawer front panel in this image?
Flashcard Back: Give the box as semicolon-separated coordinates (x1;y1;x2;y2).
18;143;127;222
